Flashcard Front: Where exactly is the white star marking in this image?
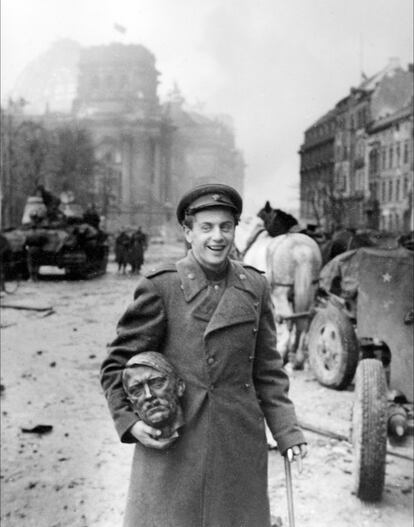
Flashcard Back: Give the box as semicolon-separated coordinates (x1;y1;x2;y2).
382;273;392;282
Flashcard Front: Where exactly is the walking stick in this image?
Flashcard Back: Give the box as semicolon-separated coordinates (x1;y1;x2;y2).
284;455;296;527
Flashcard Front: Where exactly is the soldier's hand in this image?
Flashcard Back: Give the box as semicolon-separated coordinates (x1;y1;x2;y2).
130;420;177;450
285;443;307;473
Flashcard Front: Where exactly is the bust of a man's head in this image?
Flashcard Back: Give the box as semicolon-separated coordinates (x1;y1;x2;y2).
122;352;185;437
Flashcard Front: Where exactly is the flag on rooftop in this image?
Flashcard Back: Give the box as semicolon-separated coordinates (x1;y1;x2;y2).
114;23;127;34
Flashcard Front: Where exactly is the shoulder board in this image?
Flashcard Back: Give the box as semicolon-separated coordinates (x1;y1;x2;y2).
242;263;265;275
144;265;177;279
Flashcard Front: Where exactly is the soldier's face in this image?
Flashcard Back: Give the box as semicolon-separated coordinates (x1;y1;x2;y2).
184;208;236;271
124;366;184;428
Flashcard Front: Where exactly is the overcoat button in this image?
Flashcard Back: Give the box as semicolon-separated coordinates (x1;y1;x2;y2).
252;328;258;334
188;273;195;279
180;284;184;290
207;357;215;365
214;284;220;290
254;302;259;308
239;273;246;280
248;356;254;361
244;383;251;389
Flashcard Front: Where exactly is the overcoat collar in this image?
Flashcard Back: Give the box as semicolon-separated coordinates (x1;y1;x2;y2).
176;251;257;303
176;252;259;335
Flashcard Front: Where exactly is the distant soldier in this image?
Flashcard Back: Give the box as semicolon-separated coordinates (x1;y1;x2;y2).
35;185;62;222
129;227;148;274
83;203;101;230
115;230;131;274
24;212;48;281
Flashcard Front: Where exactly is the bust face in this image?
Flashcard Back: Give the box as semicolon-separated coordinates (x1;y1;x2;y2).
124;365;185;428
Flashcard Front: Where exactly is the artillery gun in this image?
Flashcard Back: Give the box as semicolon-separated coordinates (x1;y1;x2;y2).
1;190;108;280
306;245;413;501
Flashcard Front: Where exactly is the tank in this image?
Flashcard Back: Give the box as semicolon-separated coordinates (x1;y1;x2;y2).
1;190;109;280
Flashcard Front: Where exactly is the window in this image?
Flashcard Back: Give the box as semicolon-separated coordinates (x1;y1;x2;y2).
403;175;409;196
382;147;386;169
388;179;393;201
403;141;409;164
396;142;401;166
382;181;386;202
389;146;393;168
344;146;348;160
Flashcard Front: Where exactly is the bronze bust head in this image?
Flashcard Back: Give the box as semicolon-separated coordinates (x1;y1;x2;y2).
122;352;186;439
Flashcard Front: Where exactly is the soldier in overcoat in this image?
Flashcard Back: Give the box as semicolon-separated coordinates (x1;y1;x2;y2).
100;184;306;527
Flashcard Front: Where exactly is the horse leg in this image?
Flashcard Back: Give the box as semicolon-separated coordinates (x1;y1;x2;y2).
288;329;306;370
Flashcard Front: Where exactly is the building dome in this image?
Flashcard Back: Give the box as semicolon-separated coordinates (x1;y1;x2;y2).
11;39;81;115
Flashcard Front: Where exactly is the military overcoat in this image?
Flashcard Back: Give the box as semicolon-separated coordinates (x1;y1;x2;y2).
100;251;305;527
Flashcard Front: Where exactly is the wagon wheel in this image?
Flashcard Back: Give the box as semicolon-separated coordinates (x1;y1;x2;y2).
308;303;359;389
352;359;388;502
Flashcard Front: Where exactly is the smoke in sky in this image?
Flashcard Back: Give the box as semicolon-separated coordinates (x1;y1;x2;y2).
1;0;412;214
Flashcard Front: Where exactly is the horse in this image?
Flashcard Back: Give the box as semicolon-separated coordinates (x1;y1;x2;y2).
257;201;299;237
235;215;322;367
257;201;398;264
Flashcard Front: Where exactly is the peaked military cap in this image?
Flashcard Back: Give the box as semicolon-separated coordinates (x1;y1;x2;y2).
176;184;243;224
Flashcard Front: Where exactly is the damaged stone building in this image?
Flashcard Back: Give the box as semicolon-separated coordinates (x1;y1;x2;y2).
9;40;245;234
299;58;413;233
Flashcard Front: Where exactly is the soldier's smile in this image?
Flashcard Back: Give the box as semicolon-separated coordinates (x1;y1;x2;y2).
184;208;236;270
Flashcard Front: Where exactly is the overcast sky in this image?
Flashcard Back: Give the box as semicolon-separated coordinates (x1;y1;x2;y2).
1;0;413;215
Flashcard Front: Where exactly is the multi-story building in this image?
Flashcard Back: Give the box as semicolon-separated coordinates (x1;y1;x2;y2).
299;58;413;232
367;101;413;232
299;109;337;230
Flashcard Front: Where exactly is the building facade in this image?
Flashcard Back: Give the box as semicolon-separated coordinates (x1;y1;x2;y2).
367;102;413;232
299;109;337;230
73;44;245;233
72;44;168;232
299;59;413;233
5;41;245;234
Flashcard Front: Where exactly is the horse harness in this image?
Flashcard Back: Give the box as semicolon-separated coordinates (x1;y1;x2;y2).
272;278;320;304
240;227;266;258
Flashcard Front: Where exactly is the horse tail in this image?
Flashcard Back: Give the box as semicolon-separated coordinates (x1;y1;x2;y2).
294;247;316;332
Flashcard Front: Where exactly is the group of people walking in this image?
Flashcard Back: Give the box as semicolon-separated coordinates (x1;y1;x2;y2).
115;227;148;274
